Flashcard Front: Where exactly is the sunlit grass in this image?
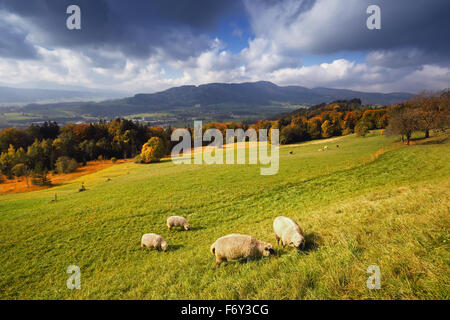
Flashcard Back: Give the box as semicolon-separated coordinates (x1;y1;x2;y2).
0;131;449;299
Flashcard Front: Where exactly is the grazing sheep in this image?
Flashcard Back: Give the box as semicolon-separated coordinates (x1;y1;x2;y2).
318;148;323;152
210;234;275;267
324;146;329;150
273;216;305;251
167;216;190;231
78;182;86;192
141;233;168;251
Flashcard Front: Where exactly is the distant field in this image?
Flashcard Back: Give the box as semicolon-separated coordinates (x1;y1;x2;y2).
0;131;449;299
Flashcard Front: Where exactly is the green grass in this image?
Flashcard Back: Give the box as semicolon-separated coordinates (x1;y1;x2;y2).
0;131;449;299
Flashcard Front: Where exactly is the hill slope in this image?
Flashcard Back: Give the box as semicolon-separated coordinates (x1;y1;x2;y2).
0;132;448;299
123;81;411;109
3;82;412;129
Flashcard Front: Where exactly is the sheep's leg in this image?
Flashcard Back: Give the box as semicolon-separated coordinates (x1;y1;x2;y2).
216;258;222;268
275;234;280;248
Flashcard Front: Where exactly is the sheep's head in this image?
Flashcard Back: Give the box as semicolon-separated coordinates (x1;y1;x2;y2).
291;233;305;251
262;243;275;256
161;241;169;252
184;223;190;231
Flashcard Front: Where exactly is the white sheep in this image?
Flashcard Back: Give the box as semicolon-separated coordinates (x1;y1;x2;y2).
167;216;190;231
273;216;305;251
324;146;329;150
210;234;275;267
141;233;168;251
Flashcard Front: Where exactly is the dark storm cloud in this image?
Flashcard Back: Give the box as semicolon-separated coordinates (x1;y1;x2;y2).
0;19;38;59
245;0;450;68
0;0;241;61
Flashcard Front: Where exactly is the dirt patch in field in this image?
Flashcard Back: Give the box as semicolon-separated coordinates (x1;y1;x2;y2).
0;160;129;195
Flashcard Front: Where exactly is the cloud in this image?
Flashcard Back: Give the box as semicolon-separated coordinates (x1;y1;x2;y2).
0;11;38;59
0;0;448;94
243;0;450;63
0;0;241;61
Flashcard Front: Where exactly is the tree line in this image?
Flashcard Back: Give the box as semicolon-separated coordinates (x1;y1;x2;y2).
0;119;172;185
1;91;448;185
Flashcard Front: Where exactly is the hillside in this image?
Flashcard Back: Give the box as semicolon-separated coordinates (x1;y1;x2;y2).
0;86;124;105
0;131;448;299
125;81;411;108
3;82;413;128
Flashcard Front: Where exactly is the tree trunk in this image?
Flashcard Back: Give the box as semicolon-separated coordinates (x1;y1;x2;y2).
425;129;430;138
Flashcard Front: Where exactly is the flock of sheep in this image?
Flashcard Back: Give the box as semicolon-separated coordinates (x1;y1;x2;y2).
318;144;339;152
141;215;305;267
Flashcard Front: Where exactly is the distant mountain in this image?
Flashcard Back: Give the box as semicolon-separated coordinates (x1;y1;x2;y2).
0;86;125;105
3;81;413;128
124;81;412;108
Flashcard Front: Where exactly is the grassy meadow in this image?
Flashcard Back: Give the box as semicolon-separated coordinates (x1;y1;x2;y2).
0;131;449;299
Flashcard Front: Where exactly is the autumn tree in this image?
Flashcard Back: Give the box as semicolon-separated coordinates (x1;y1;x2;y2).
355;122;369;137
12;163;30;186
307;117;322;140
139;137;166;163
321;120;334;138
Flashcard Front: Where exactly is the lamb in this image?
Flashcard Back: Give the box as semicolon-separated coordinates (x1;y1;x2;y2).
167;216;190;231
273;216;305;251
141;233;168;251
210;234;275;267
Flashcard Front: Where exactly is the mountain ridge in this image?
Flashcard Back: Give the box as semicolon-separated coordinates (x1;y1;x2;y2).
125;81;412;108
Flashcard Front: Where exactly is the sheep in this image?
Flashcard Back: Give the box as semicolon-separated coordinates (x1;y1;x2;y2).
167;216;190;231
323;146;329;150
273;216;305;251
318;148;323;152
210;234;275;267
141;233;168;251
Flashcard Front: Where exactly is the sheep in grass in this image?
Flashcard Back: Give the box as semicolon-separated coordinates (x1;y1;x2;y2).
324;146;329;150
210;234;275;267
273;216;305;252
167;216;190;231
141;233;168;251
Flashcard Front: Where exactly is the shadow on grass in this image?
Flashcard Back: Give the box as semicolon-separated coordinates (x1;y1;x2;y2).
167;244;184;251
140;244;184;252
168;226;206;232
416;136;448;145
303;232;323;253
188;226;206;232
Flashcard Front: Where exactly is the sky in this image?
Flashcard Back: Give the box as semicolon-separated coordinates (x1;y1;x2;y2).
0;0;449;94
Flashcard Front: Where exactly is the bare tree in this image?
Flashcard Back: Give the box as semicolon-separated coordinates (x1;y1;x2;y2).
385;105;421;145
437;89;450;132
410;92;440;138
